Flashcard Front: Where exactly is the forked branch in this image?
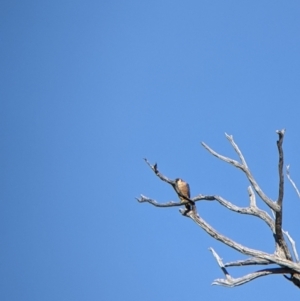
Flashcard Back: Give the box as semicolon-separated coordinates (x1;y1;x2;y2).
201;137;279;212
210;248;291;287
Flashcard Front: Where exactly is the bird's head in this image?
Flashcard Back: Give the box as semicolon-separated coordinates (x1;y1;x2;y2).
175;178;182;182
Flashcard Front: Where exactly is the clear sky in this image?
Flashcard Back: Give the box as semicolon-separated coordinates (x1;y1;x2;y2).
1;1;300;300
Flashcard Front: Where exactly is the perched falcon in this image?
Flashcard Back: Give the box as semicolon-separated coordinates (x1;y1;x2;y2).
175;178;192;211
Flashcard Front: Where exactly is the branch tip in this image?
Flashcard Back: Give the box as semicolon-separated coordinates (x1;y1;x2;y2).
276;128;286;137
225;132;233;140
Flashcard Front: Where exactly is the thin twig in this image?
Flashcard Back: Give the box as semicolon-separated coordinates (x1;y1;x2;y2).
136;195;184;207
225;133;248;168
144;158;174;185
286;165;300;198
283;230;299;263
210;248;231;281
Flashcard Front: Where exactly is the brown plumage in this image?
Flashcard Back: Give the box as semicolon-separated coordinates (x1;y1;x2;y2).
175;178;191;211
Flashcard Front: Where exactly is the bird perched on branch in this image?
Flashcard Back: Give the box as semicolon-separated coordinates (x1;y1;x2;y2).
175;178;192;212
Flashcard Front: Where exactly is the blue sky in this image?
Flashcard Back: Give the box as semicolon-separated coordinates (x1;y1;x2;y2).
1;1;300;300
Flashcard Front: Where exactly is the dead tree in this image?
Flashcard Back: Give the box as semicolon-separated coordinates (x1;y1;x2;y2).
137;129;300;288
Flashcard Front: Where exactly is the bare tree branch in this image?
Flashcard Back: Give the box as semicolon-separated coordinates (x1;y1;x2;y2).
201;138;279;212
286;165;300;198
284;230;300;263
143;158;174;185
274;129;292;261
277;129;285;207
210;248;291;287
138;191;275;232
201;141;243;170
138;180;300;272
225;133;248;168
213;268;291;287
191;193;275;232
136;195;183;207
224;257;272;267
187;212;292;271
137;193;298;271
210;248;231;282
185;210;300;272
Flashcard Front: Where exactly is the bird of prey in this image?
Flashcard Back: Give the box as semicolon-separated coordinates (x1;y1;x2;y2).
175;178;192;212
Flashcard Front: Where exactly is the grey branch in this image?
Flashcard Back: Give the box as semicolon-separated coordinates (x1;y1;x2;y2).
212;268;291;287
225;133;248;168
195;190;274;232
210;248;231;281
224;257;272;267
284;230;299;263
210;248;291;287
137;196;294;272
138;191;275;232
201;137;279;212
143;158;174;185
185;210;300;273
136;195;183;207
286;165;300;198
